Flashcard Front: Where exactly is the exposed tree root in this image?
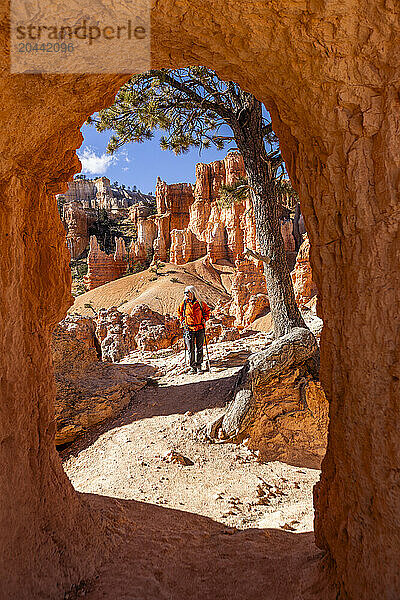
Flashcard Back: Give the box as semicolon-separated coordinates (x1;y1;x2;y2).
203;328;327;468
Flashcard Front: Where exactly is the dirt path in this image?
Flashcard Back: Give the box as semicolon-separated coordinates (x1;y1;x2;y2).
62;333;328;599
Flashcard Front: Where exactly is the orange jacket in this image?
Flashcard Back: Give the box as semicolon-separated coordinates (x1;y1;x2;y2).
178;299;211;331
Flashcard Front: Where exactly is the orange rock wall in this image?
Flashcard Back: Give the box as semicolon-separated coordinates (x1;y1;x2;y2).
0;177;108;599
85;236;128;290
153;180;194;261
129;217;158;264
0;1;399;598
169;228;207;264
155;178;194;229
187;152;249;262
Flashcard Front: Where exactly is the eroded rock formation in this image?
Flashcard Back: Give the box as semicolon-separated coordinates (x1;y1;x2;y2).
155;178;194;230
62;201;92;259
95;304;182;360
59;178;155;264
168;152;297;266
169;228;207;264
187;153;249;262
129;216;158;265
291;234;318;307
93;303;242;358
85;236;128;290
52;315;147;445
153;179;194;261
58;176;154;217
229;258;269;327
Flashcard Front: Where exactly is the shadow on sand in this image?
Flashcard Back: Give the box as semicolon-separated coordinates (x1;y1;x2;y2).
60;373;237;459
68;493;335;600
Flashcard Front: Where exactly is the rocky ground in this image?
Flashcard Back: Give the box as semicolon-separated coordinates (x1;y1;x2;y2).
62;332;321;535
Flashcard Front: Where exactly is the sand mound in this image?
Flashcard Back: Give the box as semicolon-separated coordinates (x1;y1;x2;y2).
70;258;234;317
248;313;273;333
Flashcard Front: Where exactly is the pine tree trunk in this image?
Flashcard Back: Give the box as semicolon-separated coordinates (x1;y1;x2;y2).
231;98;307;338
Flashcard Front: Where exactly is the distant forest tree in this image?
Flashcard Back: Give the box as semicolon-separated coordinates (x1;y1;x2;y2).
90;67;306;338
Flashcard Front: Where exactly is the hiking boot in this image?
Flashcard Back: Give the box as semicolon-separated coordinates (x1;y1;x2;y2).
190;367;197;374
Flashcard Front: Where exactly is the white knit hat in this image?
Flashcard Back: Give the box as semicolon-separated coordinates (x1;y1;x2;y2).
184;285;197;295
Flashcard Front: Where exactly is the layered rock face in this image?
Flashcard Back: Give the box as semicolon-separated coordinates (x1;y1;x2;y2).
52;315;147;445
84;236;128;290
174;152;296;264
169;228;206;264
59;176;154;216
153;179;194;261
59;179;155;263
62;200;96;259
183;153;249;262
129;217;158;264
156;178;193;230
291;234;318;306
59;178;97;207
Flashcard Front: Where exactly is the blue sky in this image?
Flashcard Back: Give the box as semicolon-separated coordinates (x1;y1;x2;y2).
78;123;236;194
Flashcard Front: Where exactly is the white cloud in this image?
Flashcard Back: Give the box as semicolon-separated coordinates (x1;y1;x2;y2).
77;146;117;175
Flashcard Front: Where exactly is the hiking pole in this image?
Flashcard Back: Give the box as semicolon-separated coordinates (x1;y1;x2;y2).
203;327;211;373
182;322;188;368
182;321;191;370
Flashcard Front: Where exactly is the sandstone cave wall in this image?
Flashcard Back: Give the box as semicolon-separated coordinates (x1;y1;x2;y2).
0;176;109;598
0;1;399;598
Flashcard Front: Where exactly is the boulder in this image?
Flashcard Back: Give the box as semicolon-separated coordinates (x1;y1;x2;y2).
95;304;182;361
52;315;147;445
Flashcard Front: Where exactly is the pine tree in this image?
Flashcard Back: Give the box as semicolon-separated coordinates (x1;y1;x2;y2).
90;67;306;338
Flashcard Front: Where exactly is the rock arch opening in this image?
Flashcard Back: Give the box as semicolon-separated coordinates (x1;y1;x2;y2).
53;92;327;576
1;2;399;598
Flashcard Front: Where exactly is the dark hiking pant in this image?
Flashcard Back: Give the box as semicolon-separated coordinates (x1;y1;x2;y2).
185;329;205;368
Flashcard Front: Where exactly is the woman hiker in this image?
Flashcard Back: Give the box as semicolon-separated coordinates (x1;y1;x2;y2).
178;286;211;374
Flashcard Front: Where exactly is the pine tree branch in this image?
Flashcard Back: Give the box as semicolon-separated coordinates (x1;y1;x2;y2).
156;71;233;121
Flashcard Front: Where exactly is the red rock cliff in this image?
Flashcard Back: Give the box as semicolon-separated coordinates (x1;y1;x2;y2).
84;236;128;290
153;179;194;260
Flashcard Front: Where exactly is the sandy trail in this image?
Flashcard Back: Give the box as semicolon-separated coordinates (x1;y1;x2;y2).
62;334;328;599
